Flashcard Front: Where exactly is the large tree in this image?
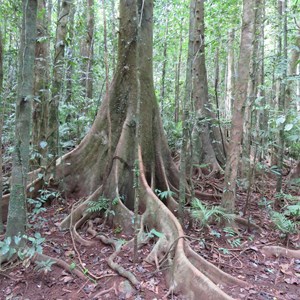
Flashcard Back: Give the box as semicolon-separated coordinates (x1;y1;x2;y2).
2;0;245;298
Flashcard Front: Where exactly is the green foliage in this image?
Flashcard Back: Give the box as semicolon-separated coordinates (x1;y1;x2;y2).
191;199;234;228
228;238;241;248
0;232;45;262
86;196;119;218
284;203;300;217
147;228;164;239
219;247;230;255
155;189;175;200
27;189;61;227
270;211;297;234
86;196;109;213
223;227;237;237
34;258;55;273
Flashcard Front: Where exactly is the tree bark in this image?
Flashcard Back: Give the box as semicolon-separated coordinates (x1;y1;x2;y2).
225;29;235;121
174;18;183;124
241;0;263;178
275;0;287;194
160;8;169;116
190;0;221;173
48;0;71;176
0;28;4;233
222;0;256;212
32;0;50;168
6;0;37;238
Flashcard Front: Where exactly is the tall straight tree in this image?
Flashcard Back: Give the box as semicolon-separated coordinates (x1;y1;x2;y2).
275;0;287;194
48;0;71;176
80;0;94;99
0;28;3;233
32;0;51;167
222;0;256;212
190;0;222;173
6;0;37;238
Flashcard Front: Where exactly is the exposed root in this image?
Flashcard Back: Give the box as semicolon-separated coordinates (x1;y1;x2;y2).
33;253;86;280
96;235;139;286
261;246;300;259
60;186;103;229
137;149;246;299
234;216;262;232
194;189;222;200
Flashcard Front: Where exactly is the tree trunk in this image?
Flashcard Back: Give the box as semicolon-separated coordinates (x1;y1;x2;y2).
101;0;109;93
65;3;75;104
48;0;71;176
225;29;235;121
222;0;256;212
286;25;300;108
0;28;3;233
160;9;169;116
174;18;183;124
241;0;263;178
190;0;221;173
32;0;50;168
80;0;94;99
6;0;37;238
275;0;287;194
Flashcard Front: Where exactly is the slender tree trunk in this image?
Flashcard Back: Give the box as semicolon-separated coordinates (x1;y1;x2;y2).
179;1;194;223
174;18;183;124
0;28;4;233
241;0;262;178
80;0;94;99
85;0;94;99
225;29;235;121
257;0;267;161
6;0;37;238
32;0;51;168
297;64;300;111
48;0;71;176
160;9;169;116
102;0;109;93
191;0;221;173
275;0;287;194
65;3;75;104
110;0;117;74
286;25;300;108
214;47;228;158
222;0;256;212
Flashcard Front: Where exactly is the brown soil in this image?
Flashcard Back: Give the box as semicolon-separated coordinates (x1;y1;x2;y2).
0;177;299;300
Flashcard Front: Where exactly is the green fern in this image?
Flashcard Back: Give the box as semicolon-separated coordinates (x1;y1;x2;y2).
284;202;300;217
191;199;234;228
270;211;296;234
86;196;109;213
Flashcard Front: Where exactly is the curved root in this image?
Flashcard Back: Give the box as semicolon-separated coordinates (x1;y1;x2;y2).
137;149;246;300
96;235;139;286
261;246;300;259
33;253;86;280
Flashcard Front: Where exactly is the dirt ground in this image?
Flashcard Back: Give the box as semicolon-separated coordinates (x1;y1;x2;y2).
0;176;299;300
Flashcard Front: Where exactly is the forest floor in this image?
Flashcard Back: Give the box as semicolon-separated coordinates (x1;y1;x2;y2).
0;174;300;300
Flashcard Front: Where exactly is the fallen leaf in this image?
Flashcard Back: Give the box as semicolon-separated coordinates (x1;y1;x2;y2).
284;277;299;285
61;276;73;283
